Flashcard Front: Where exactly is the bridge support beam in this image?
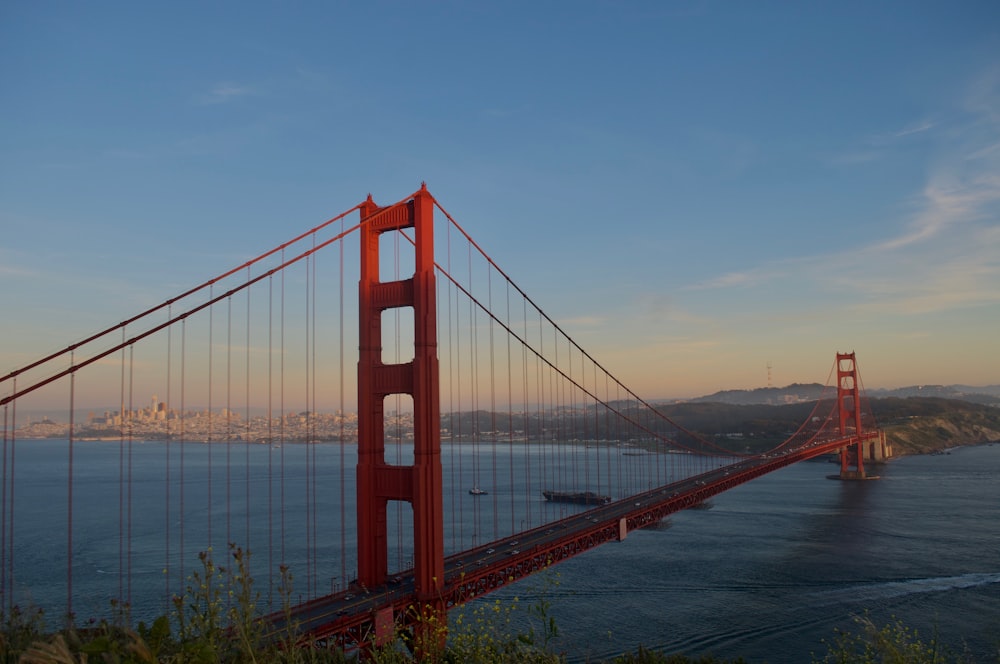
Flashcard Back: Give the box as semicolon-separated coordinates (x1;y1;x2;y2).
357;186;445;641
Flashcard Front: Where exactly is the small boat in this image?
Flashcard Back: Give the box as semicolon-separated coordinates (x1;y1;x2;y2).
469;486;488;496
541;490;611;505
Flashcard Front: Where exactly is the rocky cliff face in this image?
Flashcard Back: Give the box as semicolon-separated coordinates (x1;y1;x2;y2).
883;409;1000;455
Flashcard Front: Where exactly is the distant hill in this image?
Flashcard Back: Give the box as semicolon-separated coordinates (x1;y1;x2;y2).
686;383;827;405
684;383;1000;407
868;384;1000;406
654;396;1000;456
871;397;1000;454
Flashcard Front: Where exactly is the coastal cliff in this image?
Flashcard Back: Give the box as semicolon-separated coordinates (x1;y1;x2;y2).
875;397;1000;456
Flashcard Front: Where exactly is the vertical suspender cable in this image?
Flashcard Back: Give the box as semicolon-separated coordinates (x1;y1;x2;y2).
1;399;8;612
164;311;172;605
580;352;586;494
1;396;11;614
470;247;489;540
580;364;592;496
577;347;584;490
126;344;135;608
604;373;612;498
244;267;252;556
9;394;16;615
553;325;561;491
226;297;233;555
309;233;319;597
506;280;516;529
486;268;501;534
67;354;75;619
540;311;548;496
338;221;346;586
438;269;453;550
280;251;286;565
179;320;186;584
119;333;127;606
267;274;274;601
521;296;531;525
465;243;477;540
207;288;214;548
439;227;451;551
444;219;459;552
303;256;312;591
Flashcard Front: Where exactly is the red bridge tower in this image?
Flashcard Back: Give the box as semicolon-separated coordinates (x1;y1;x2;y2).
356;185;444;639
836;351;872;479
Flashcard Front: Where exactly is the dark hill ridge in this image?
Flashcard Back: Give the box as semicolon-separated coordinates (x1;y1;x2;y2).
686;383;1000;407
687;383;827;405
869;384;1000;406
653;396;1000;456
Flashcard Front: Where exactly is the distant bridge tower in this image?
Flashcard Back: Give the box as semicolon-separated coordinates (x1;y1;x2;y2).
357;185;444;643
836;351;870;479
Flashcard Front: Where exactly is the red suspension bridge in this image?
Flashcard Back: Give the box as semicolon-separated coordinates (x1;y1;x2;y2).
0;185;886;648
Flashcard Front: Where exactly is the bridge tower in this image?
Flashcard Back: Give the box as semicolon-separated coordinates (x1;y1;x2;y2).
357;185;444;640
836;351;868;479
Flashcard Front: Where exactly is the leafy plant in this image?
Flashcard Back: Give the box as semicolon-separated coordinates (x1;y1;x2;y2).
814;613;952;664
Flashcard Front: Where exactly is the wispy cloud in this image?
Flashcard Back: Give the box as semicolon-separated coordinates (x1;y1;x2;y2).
864;70;1000;260
967;141;1000;161
829;150;882;166
830;117;937;165
685;269;766;291
196;82;255;105
892;120;935;138
874;174;1000;251
0;262;34;277
871;118;937;145
695;67;1000;323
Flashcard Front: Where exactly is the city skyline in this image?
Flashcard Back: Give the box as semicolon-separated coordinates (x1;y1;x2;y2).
2;3;999;402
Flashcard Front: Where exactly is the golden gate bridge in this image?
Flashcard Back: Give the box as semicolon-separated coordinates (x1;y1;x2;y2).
0;185;886;650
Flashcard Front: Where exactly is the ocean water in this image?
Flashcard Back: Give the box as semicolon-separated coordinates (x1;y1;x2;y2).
503;444;1000;662
3;441;998;662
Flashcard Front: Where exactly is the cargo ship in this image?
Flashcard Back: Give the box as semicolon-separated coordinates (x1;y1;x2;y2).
541;490;611;505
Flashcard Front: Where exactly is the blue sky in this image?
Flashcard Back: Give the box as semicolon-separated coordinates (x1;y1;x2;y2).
2;1;999;399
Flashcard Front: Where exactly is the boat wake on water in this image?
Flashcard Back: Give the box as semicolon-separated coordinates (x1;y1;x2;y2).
809;571;1000;605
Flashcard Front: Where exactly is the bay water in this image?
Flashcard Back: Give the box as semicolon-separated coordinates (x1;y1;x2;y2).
518;444;1000;662
4;440;998;662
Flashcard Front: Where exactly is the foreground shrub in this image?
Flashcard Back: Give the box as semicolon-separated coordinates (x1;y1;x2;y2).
814;613;969;664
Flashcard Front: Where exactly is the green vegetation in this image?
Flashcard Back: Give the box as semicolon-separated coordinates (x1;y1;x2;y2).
1;549;994;663
812;612;987;664
2;545;349;664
